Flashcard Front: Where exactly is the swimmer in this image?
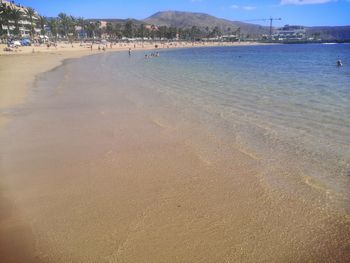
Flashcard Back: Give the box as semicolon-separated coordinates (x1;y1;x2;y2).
336;59;343;67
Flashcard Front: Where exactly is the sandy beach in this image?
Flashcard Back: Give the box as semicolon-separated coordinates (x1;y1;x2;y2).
0;41;269;128
0;42;349;262
0;41;265;109
0;41;265;263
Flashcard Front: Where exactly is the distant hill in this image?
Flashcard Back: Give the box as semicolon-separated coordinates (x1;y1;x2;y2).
306;26;350;41
87;11;350;41
144;11;270;37
89;18;145;26
144;11;350;40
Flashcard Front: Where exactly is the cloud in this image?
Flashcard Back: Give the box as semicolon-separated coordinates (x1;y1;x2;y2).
242;6;257;10
281;0;336;5
230;5;257;10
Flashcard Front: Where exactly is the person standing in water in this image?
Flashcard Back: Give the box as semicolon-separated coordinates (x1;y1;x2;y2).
128;48;131;56
336;59;343;67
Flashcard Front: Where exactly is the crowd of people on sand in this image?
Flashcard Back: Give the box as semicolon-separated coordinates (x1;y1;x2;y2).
0;39;346;67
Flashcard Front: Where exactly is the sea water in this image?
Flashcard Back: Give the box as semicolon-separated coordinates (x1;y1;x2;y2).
1;44;349;261
5;44;350;209
114;44;350;206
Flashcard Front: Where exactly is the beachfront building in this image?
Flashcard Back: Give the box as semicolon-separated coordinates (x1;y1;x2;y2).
0;0;40;37
221;34;240;42
273;25;306;41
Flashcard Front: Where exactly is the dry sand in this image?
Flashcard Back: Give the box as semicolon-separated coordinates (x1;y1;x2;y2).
0;42;349;262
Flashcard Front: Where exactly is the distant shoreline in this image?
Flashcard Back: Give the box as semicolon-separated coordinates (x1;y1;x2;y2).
0;40;272;121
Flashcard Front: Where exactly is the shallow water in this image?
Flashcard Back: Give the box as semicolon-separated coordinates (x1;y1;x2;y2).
114;44;350;205
7;44;349;205
1;44;349;261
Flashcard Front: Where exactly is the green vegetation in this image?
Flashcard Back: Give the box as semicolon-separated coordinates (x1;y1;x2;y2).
24;7;35;39
9;8;22;36
44;16;229;41
1;2;349;42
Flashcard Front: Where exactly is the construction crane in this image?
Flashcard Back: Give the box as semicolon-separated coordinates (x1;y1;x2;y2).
245;17;282;39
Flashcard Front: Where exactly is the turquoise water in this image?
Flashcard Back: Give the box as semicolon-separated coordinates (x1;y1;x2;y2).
120;44;350;203
0;43;348;261
8;44;349;207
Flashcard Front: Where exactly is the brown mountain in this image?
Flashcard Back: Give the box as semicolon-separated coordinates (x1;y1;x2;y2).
144;11;270;37
144;11;350;40
306;26;350;41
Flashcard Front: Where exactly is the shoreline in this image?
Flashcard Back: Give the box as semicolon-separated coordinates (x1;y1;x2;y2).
0;41;270;125
0;40;274;262
1;42;348;262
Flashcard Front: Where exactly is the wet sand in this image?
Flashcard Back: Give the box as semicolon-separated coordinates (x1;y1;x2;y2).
0;48;349;262
0;41;268;111
0;41;272;128
0;193;41;263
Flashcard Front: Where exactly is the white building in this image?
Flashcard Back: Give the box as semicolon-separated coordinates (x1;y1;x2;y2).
273;25;306;41
1;0;41;37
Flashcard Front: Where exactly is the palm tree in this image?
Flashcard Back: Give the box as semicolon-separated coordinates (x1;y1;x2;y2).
114;23;122;39
190;26;201;41
38;16;47;35
235;27;241;41
106;22;114;39
139;24;145;39
1;4;12;36
205;26;210;38
94;21;101;38
158;26;167;40
0;3;5;36
58;12;69;38
47;18;58;40
77;17;85;29
76;17;86;38
68;15;76;37
25;7;36;39
124;20;133;38
150;24;157;40
86;21;98;39
210;26;221;38
168;27;177;40
10;8;22;36
86;22;93;38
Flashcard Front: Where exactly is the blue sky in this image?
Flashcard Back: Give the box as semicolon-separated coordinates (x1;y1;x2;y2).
17;0;350;26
